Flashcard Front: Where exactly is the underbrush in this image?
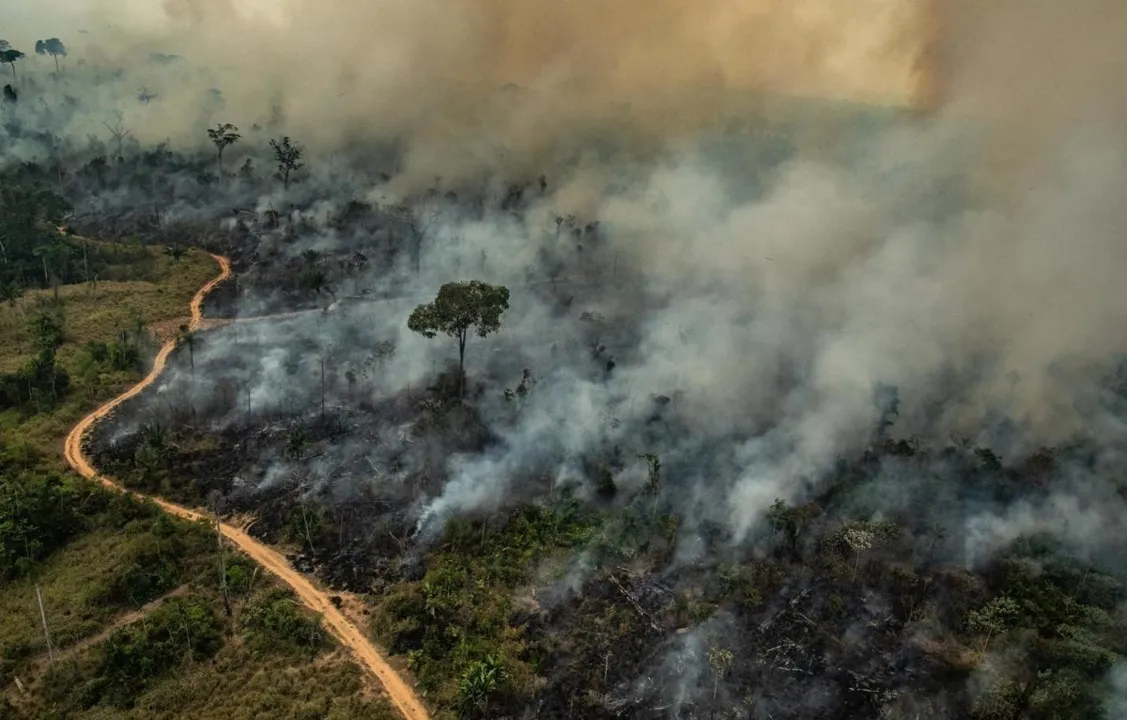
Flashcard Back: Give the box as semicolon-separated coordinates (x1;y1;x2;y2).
0;247;395;719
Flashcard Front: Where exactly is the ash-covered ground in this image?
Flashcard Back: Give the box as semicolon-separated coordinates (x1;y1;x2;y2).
80;173;1127;719
8;1;1127;716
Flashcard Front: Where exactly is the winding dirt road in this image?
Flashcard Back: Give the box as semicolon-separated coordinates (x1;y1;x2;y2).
62;251;429;720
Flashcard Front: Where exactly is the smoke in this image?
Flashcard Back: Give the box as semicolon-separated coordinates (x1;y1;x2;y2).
17;0;1127;565
6;0;927;183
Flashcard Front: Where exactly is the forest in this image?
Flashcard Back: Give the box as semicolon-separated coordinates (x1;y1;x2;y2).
4;4;1127;719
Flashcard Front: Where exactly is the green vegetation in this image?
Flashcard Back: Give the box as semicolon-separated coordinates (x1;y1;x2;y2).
367;473;1127;719
374;502;596;717
0;216;395;718
407;280;511;397
0;212;215;460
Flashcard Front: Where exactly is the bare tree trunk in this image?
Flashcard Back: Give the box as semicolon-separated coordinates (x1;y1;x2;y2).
458;331;467;400
215;509;232;618
35;584;54;665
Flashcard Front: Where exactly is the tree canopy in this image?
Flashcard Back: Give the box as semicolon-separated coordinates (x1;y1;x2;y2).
0;49;25;81
269;135;304;189
408;280;510;397
34;38;67;74
207;122;241;166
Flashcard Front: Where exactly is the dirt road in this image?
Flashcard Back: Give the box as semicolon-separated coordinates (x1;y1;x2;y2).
62;251;429;720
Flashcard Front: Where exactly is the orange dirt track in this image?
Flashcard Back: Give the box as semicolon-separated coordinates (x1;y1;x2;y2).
62;252;429;720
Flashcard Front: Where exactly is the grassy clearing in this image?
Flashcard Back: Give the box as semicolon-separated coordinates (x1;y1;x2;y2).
1;244;395;719
0;244;216;373
0;528;185;660
57;646;397;720
0;486;397;718
0;244;217;462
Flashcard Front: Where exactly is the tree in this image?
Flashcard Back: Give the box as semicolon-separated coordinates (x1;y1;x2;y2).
85;156;108;188
178;324;196;371
407;281;510;399
104;113;131;159
458;655;507;718
269;136;304;190
843;526;874;585
0;49;25;82
966;596;1021;653
206;123;241;168
34;38;67;75
637;452;661;520
707;645;734;701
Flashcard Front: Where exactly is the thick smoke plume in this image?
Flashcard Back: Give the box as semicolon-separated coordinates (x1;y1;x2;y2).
22;0;1126;525
11;0;1127;714
9;0;926;184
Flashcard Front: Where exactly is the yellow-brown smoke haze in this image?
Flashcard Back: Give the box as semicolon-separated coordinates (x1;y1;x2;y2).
9;0;1127;447
42;0;927;174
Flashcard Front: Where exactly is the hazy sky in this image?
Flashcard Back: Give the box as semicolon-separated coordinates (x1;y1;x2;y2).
6;0;159;40
4;0;286;42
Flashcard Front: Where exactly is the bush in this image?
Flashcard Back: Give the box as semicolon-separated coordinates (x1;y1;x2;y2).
39;595;225;712
97;595;222;707
0;471;86;580
241;588;327;657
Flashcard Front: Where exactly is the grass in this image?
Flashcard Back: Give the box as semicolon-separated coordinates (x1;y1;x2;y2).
0;242;398;719
0;244;217;462
0;527;180;660
62;646;397;720
372;503;598;716
0;243;216;373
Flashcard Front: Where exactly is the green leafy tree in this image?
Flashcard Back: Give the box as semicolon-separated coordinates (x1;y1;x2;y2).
206;122;241;167
966;596;1021;652
34;38;67;75
269;135;304;189
707;645;734;701
0;49;24;82
458;654;507;718
407;280;510;398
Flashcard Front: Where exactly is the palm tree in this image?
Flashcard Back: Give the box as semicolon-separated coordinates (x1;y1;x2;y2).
0;49;25;82
458;655;506;718
35;38;67;75
178;324;197;370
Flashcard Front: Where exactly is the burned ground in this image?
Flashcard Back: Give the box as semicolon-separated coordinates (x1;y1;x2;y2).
80;209;1127;718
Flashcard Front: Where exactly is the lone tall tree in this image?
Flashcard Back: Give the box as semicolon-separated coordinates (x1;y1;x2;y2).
207;122;241;167
269;135;303;190
408;280;510;399
35;38;67;75
0;49;24;82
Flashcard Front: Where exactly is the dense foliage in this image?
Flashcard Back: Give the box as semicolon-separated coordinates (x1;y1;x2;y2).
0;179;71;292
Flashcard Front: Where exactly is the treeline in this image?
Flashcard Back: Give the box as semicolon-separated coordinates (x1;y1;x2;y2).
0;178;72;294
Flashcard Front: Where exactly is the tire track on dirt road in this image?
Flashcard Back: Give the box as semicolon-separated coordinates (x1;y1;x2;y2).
62;251;429;720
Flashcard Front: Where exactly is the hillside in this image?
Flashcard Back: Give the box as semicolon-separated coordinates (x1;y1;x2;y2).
0;234;394;719
4;4;1127;718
